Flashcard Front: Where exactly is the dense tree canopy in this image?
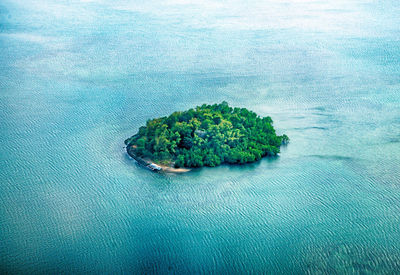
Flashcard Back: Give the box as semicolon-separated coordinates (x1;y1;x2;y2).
125;102;289;168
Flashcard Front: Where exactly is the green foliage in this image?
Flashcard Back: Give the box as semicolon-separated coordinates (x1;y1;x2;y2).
126;102;288;168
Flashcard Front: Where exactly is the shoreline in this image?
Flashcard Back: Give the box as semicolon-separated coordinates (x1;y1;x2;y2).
126;146;191;173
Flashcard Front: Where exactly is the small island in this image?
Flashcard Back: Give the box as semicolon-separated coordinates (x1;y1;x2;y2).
125;102;288;172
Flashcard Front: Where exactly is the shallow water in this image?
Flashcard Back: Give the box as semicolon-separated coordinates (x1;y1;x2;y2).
1;0;400;273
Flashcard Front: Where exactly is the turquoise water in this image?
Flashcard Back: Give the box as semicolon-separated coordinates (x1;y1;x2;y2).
1;0;400;273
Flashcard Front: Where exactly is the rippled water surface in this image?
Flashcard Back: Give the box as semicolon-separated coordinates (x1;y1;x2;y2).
1;0;400;273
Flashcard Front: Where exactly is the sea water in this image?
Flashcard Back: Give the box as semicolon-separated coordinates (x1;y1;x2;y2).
1;0;400;273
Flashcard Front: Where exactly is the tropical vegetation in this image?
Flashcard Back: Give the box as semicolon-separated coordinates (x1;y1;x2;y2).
125;102;288;168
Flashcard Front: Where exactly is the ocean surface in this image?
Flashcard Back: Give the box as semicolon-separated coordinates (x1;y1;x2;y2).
1;0;400;273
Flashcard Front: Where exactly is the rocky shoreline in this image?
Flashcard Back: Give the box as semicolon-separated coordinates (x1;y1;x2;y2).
126;146;191;173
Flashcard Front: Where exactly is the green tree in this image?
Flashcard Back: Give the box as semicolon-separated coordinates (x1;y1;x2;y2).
125;102;288;169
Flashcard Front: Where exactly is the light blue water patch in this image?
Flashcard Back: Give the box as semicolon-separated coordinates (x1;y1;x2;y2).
1;0;400;273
